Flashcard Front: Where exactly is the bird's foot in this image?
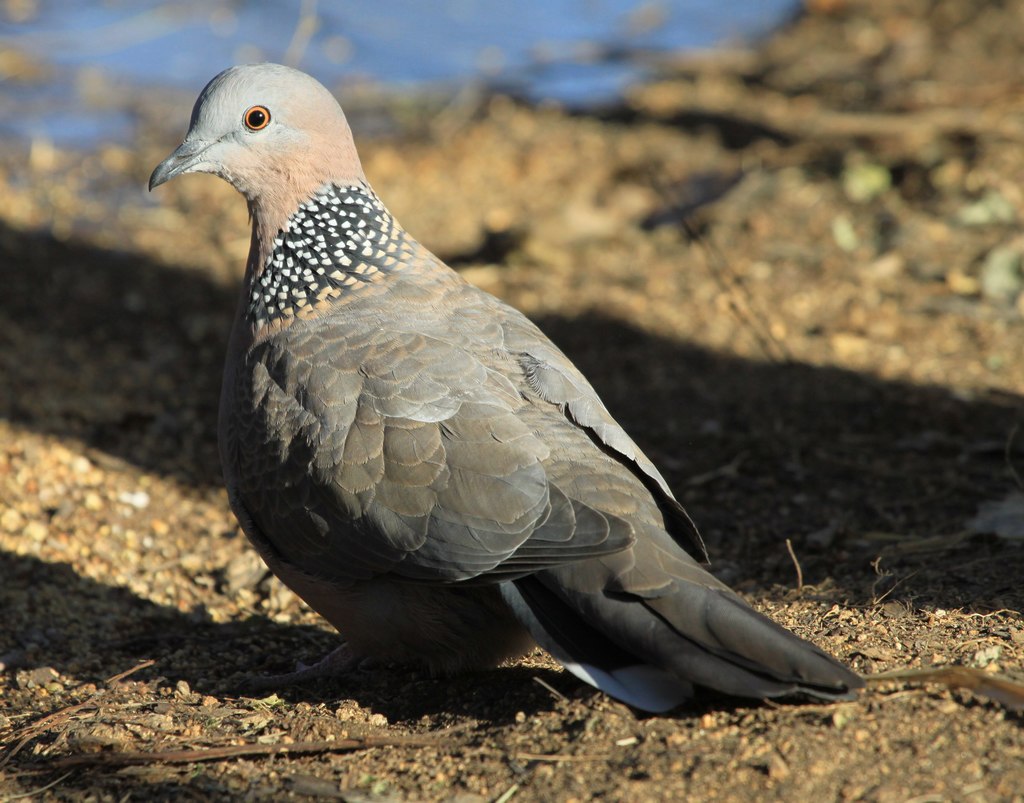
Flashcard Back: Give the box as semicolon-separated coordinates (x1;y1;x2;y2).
244;643;376;691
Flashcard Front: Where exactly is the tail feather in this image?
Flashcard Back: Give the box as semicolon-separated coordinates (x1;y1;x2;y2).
502;567;862;712
500;578;693;712
644;587;862;695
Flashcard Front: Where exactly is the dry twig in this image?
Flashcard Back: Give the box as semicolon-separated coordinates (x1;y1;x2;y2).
283;0;319;68
532;676;568;702
0;659;155;770
49;735;436;769
1005;422;1024;492
785;538;804;590
866;666;1024;712
513;752;611;763
685;221;791;363
4;771;76;800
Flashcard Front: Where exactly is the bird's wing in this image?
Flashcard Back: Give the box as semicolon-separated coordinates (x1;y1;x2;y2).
496;309;708;561
228;316;639;585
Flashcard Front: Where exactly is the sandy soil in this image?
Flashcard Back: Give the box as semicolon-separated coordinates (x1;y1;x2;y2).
1;0;1023;799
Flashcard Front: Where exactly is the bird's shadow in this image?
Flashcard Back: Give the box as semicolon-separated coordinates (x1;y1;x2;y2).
2;221;1023;720
0;549;573;725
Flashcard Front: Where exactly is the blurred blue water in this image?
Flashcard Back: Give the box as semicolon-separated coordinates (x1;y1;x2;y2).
2;0;799;144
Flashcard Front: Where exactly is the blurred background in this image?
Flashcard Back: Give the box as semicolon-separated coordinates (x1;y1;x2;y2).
2;0;798;145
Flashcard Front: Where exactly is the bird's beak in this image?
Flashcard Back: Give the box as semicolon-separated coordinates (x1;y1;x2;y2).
148;139;214;191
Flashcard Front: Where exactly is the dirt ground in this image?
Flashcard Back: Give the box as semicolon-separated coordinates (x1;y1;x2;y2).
2;0;1024;799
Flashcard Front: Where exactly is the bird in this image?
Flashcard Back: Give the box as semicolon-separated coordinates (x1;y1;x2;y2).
150;63;863;712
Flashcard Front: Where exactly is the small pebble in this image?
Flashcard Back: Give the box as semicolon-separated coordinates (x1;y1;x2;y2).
118;490;151;509
1;508;25;532
956;190;1016;226
831;215;859;252
842;162;891;203
979;245;1023;303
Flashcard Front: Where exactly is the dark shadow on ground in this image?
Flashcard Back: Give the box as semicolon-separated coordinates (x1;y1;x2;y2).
0;549;568;724
530;312;1024;614
0;221;233;488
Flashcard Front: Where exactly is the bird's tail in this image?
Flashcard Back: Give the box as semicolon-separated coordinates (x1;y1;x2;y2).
501;553;863;713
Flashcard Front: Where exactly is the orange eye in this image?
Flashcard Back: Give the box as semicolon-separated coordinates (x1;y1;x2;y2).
244;105;271;131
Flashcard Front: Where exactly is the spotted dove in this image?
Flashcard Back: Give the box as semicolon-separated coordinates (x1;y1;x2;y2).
150;64;862;712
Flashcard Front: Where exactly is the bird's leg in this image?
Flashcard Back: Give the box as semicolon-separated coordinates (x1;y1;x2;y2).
245;643;376;691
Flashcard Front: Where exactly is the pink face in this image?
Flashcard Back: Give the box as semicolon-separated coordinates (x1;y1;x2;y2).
150;63;365;223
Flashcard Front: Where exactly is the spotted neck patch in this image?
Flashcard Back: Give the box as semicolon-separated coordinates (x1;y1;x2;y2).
247;182;412;327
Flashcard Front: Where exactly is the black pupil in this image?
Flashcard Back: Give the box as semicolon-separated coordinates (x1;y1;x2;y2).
248;109;266;128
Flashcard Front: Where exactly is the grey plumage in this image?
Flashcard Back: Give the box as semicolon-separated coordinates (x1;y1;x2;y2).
151;63;863;712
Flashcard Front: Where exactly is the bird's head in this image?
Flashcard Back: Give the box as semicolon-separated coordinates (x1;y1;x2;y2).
149;63;365;230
